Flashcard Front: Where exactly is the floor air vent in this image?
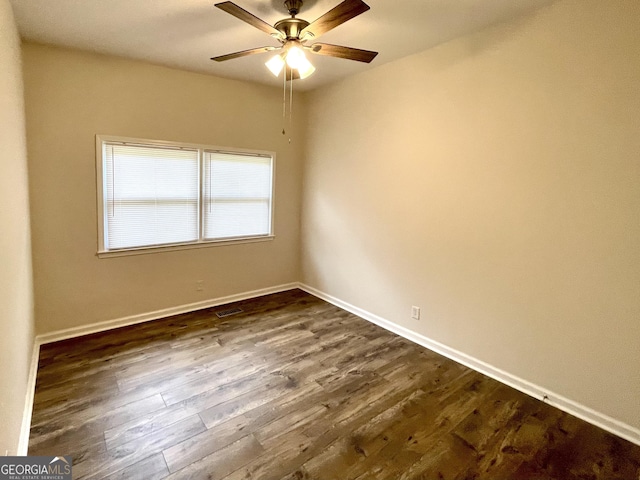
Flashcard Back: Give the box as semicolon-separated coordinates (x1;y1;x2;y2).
215;307;243;318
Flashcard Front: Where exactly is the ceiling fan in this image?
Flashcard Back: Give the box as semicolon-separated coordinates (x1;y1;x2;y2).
211;0;378;80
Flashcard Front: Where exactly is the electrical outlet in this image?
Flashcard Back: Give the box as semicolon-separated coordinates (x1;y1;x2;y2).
196;280;204;292
411;306;420;320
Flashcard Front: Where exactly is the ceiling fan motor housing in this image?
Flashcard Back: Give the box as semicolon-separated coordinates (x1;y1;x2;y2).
284;0;304;16
275;18;310;40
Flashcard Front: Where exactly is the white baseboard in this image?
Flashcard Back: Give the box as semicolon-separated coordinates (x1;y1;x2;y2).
298;283;640;447
36;283;299;345
17;339;40;455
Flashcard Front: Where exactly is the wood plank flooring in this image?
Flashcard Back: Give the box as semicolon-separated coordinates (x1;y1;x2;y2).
29;289;640;479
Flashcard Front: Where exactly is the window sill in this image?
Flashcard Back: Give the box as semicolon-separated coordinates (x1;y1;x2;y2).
97;235;275;258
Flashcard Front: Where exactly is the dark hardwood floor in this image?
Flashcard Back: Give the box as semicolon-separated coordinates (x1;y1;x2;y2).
29;289;640;479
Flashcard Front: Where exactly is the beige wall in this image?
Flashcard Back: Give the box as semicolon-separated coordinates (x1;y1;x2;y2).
302;0;640;430
0;0;35;454
23;44;304;334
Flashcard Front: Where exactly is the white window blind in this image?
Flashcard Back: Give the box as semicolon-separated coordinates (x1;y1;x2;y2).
97;136;275;255
203;151;273;240
104;144;200;250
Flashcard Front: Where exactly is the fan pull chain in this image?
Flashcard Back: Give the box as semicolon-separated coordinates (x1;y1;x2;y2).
282;65;287;137
289;69;293;144
281;68;294;143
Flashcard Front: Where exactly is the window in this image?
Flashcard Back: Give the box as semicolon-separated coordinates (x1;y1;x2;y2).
96;136;274;256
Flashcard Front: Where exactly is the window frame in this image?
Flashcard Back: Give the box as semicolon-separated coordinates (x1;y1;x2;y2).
96;135;276;258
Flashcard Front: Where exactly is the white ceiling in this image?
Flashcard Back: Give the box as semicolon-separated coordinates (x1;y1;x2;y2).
10;0;555;92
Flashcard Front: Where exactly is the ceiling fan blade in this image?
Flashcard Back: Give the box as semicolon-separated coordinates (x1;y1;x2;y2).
211;46;279;62
215;2;282;37
309;43;378;63
300;0;370;39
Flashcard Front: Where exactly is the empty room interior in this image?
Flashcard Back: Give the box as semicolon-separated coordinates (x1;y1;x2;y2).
1;0;640;478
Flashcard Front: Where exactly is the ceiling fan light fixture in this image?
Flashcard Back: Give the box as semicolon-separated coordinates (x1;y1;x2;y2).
296;56;316;79
284;45;315;78
265;54;285;76
266;49;315;79
285;45;305;69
